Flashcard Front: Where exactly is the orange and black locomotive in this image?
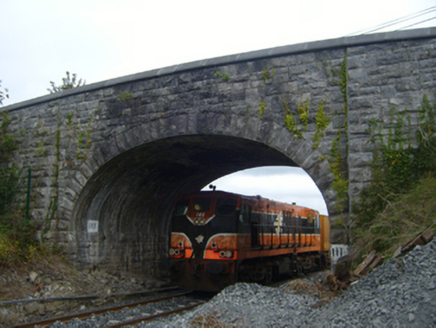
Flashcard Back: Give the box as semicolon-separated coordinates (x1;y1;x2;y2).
164;190;330;291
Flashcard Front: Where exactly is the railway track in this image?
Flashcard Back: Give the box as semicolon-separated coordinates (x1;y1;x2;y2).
13;288;206;328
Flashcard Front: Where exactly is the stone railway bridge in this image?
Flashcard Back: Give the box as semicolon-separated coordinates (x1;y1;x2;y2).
2;27;436;277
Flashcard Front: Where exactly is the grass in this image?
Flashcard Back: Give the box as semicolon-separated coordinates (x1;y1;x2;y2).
352;174;436;260
0;243;69;300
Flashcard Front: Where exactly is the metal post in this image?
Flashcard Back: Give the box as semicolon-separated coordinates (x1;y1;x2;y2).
26;168;31;221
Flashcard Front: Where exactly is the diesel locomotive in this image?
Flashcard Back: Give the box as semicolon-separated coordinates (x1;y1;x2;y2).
163;190;330;291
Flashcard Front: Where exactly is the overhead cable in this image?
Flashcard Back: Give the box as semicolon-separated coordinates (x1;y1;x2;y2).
346;6;436;36
398;16;436;30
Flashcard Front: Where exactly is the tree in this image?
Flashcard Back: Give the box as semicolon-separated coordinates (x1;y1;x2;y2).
0;80;9;105
47;71;85;93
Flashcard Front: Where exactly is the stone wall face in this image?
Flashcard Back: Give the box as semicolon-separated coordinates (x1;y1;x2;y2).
347;37;436;205
2;28;436;276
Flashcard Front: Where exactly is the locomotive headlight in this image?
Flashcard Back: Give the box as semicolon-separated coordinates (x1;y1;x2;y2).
219;250;233;258
169;248;184;258
194;217;206;225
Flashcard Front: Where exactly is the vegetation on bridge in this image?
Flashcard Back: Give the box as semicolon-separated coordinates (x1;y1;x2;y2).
0;73;86;269
352;95;436;260
257;50;435;261
282;50;349;214
47;71;85;93
0;111;42;268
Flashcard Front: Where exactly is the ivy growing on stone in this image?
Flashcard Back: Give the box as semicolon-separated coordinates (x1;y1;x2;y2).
312;101;331;148
282;97;303;138
215;71;230;82
0;111;42;266
328;49;349;214
262;65;275;83
257;63;277;120
117;91;134;102
0;112;19;215
258;101;266;119
297;98;310;132
353;94;436;253
282;49;349;214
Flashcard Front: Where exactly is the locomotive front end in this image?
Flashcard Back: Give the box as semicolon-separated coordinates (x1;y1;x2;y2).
167;192;241;291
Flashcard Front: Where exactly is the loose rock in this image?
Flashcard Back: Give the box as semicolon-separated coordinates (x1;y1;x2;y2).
144;238;436;327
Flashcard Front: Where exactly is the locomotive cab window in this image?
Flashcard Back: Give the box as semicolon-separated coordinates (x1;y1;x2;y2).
216;198;237;216
239;205;251;224
193;198;212;212
173;199;190;217
315;214;320;229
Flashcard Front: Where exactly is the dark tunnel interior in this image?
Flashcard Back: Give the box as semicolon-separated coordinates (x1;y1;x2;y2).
72;135;299;276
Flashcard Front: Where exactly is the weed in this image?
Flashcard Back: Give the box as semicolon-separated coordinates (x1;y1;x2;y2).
259;101;266;119
117;91;134;102
215;71;230;82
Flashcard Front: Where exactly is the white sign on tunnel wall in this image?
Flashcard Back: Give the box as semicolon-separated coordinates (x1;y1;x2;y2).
87;220;99;233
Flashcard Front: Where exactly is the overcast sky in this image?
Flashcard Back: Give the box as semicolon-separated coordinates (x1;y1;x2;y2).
203;166;329;214
1;0;435;215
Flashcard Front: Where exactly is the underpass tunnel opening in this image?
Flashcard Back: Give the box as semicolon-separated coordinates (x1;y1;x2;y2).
72;135;315;277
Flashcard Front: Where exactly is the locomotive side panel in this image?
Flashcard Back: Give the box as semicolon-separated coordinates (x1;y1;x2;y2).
239;197;323;258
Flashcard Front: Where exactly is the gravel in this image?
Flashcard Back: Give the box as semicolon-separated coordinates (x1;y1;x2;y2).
40;294;201;328
144;238;436;328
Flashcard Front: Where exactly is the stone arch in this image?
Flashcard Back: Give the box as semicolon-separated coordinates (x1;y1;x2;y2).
70;125;333;275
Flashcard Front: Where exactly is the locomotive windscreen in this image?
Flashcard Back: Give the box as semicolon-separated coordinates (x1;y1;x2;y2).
171;194;240;233
216;198;237;216
173;199;189;217
210;197;238;232
193;197;212;212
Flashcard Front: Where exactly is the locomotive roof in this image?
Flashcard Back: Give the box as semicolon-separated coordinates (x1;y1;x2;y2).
178;190;318;213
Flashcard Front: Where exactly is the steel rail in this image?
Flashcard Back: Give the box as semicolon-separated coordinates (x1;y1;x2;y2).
1;286;179;306
105;301;204;328
13;290;192;328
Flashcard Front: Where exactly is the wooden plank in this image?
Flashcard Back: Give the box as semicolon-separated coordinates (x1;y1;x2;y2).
369;253;384;269
353;250;377;276
421;229;434;243
393;246;402;258
401;222;435;254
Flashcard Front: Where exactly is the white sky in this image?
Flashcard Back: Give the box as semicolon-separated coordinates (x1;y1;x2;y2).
202;166;329;214
1;0;435;215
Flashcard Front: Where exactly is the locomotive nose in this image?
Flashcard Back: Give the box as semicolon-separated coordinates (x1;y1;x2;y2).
207;262;225;275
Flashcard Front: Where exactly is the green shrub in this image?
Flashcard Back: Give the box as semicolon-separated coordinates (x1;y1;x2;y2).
0;209;42;268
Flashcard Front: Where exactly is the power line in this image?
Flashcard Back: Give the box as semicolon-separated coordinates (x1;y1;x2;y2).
346;6;436;36
398;16;436;30
351;6;436;35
